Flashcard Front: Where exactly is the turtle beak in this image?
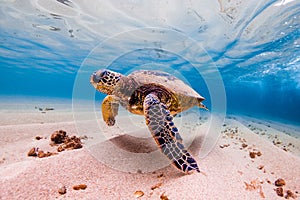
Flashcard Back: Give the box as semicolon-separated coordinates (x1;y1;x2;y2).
90;72;99;88
92;71;102;83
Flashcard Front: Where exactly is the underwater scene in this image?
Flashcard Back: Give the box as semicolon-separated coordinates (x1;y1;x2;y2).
0;0;299;199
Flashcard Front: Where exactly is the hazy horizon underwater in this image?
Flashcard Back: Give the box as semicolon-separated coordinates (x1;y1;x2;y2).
0;0;299;127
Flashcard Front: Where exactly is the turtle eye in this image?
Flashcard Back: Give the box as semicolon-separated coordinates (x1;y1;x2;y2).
100;70;108;77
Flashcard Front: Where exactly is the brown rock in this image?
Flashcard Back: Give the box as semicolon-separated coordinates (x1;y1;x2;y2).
64;141;82;150
35;136;43;140
37;150;57;158
151;182;162;190
58;186;67;195
57;145;64;152
27;147;38;157
242;143;248;148
134;190;144;198
37;150;46;158
157;173;164;178
249;152;256;158
160;192;169;200
245;181;257;191
249;150;262;158
275;178;286;187
51;130;67;144
275;187;284;197
219;144;230;148
56;133;82;152
285;190;297;199
73;184;87;190
257;165;264;170
256;151;262;156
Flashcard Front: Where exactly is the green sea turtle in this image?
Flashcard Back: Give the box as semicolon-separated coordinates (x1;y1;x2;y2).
90;69;208;173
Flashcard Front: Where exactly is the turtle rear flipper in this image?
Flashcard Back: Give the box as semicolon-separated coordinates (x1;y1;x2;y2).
144;93;200;173
102;95;119;126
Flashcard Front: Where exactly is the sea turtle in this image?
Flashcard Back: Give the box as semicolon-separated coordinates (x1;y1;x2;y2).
90;69;208;173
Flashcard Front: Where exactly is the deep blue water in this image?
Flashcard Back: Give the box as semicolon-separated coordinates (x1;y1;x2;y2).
0;0;299;124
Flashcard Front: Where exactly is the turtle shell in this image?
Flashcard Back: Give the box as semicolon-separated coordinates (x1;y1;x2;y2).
127;70;205;100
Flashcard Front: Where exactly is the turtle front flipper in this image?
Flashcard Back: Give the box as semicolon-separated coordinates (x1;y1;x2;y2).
143;93;200;173
102;95;119;126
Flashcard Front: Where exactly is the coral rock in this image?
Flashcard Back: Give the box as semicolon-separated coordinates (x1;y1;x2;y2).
73;184;87;190
285;190;297;199
275;178;286;187
275;187;284;197
249;152;256;158
58;186;67;195
160;192;169;200
51;130;67;144
134;190;144;198
27;147;38;157
35;136;43;140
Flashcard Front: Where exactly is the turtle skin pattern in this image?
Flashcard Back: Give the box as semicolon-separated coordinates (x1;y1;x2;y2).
143;93;200;173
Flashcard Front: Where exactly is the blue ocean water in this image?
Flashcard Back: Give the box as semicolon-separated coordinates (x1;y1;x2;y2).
0;0;299;125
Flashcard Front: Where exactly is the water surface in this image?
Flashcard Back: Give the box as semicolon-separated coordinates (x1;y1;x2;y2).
0;0;299;126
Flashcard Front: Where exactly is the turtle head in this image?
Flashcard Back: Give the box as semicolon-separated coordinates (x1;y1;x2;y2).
90;69;122;94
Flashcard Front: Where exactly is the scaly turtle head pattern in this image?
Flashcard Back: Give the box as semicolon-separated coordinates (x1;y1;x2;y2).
90;69;123;95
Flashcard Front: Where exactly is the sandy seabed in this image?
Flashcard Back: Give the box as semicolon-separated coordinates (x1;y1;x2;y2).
0;103;299;200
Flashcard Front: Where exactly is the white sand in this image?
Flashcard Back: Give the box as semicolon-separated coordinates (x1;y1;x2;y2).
0;106;299;199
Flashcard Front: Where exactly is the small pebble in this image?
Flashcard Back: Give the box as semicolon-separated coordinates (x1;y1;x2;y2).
27;147;38;157
73;184;87;190
160;192;169;200
58;186;67;195
257;165;264;170
285;190;296;199
151;182;162;190
134;190;144;198
275;187;284;197
37;150;46;158
37;150;56;158
157;173;164;178
249;151;262;158
275;178;286;187
219;144;230;148
35;136;43;140
249;152;256;158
